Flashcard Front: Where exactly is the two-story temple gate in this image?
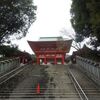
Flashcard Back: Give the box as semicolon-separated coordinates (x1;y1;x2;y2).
28;37;72;64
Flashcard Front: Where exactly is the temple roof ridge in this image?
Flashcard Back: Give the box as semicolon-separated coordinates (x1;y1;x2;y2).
38;36;71;41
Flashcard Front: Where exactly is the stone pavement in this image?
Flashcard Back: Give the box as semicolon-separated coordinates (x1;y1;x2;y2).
4;64;80;100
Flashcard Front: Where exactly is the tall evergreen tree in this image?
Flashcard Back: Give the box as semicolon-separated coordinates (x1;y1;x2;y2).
0;0;36;44
70;0;100;49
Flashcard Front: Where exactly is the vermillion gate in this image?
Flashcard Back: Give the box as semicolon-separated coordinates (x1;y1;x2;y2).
28;37;72;64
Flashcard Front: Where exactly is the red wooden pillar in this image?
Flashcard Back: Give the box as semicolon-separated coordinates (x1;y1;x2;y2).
44;57;47;64
22;57;25;64
54;58;57;64
54;55;57;64
37;55;40;64
62;55;64;64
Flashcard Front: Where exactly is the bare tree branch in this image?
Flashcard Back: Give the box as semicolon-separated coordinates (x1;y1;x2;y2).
60;29;82;51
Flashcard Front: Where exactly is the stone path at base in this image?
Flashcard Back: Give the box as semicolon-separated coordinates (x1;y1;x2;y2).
4;64;80;100
43;64;80;100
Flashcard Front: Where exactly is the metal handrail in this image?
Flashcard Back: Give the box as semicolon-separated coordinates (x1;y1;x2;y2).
0;57;19;63
68;68;89;100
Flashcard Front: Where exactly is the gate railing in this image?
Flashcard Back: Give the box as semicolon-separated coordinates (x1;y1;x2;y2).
76;56;100;86
0;58;20;75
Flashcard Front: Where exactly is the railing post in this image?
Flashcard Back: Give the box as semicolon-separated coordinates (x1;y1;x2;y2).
76;56;100;86
0;57;20;75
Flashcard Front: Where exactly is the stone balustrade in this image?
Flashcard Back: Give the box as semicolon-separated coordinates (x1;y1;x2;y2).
0;58;20;75
76;56;100;86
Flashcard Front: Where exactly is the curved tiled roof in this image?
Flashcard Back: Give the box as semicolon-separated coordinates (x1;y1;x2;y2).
28;37;72;54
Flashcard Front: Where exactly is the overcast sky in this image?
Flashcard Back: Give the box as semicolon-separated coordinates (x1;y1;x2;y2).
12;0;75;54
